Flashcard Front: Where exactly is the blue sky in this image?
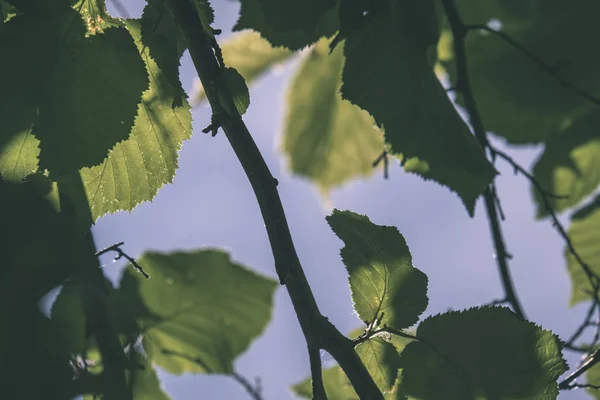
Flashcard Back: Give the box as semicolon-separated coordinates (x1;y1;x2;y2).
92;1;593;398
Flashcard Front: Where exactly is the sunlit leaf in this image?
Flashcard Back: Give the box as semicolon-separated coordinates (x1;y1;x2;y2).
327;210;428;330
62;19;192;224
532;111;600;217
341;8;495;215
446;0;600;144
193;31;292;104
400;306;567;399
565;196;600;305
110;249;277;375
292;327;411;399
234;0;338;50
355;337;401;393
128;348;171;400
585;362;600;399
282;38;383;191
292;366;356;399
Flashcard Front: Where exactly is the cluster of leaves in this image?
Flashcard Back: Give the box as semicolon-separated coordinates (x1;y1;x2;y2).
3;0;600;398
290;211;566;399
0;0;274;398
197;0;600;395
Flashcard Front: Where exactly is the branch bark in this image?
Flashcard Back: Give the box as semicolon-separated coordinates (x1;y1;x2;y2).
164;1;383;398
442;0;526;319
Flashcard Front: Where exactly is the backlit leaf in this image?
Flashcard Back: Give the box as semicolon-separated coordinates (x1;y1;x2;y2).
341;7;495;215
327;210;428;330
532;111;600;217
355;337;401;393
292;366;356;399
193;31;292;104
282;38;383;191
62;19;192;223
400;306;567;399
564;196;600;305
110;249;277;375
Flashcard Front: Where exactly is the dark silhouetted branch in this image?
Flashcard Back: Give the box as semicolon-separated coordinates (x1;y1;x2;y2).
164;1;383;398
442;0;526;320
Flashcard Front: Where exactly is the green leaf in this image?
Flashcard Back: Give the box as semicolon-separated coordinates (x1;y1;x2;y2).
355;337;401;393
220;67;250;116
0;13;65;181
61;19;192;224
128;348;171;400
193;31;292;104
282;38;384;191
141;0;187;106
400;306;567;399
585;362;600;399
255;0;336;31
9;0;74;13
234;0;339;50
292;366;357;399
327;210;428;330
35;21;149;176
446;0;600;144
50;282;88;354
565;196;600;305
0;131;39;182
110;249;277;375
292;327;411;399
341;8;496;215
532;111;600;217
1;307;72;399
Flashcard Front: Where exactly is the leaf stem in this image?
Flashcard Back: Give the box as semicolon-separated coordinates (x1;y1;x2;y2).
164;1;383;398
442;0;526;319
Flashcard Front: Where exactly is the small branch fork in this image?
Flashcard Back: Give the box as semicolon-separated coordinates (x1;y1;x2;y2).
164;1;384;398
442;0;525;320
96;242;150;279
443;0;600;389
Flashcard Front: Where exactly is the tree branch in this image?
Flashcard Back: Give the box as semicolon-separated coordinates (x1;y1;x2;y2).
442;0;526;320
163;1;383;398
559;349;600;389
488;146;600;347
465;25;600;108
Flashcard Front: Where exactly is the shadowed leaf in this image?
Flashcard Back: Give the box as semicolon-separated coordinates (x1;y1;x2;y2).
400;306;567;399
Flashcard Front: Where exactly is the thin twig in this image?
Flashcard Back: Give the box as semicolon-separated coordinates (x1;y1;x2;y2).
488;146;600;344
372;150;389;180
564;383;600;390
96;242;150;279
465;25;600;108
163;1;383;398
442;0;526;319
232;372;264;400
559;349;600;389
